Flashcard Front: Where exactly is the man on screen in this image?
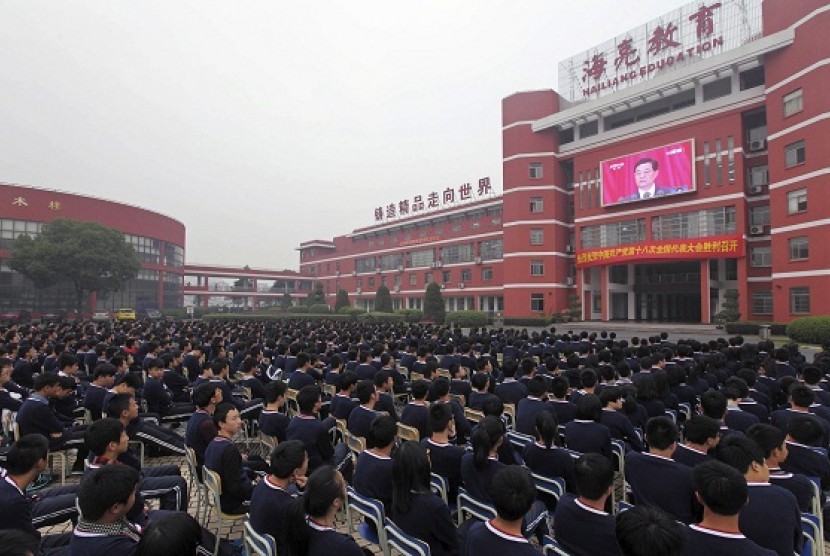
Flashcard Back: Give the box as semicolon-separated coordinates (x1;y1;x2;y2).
620;158;684;202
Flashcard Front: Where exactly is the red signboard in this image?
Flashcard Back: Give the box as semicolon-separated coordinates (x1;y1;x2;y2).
575;235;743;268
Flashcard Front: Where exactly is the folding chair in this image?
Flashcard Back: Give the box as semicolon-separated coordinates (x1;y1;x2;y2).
464;408;484;426
502;404;516;430
430;472;448;504
128;439;145;469
450;393;466;407
345;430;366;458
530;472;565;502
801;512;820;556
284;389;299;417
202;468;247;556
258;430;278;459
542;536;571;556
806;476;824;545
456;487;496;526
617;500;635;513
506;430;534;451
345;486;390;556
384;517;431;556
184;447;209;525
322;383;337;398
611;439;625;503
397;422;420;442
243;519;277;556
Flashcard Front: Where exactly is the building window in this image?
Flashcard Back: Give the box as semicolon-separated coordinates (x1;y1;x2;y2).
530;229;544;245
424;272;433;284
530;293;544;312
481;267;493;281
790;287;810;314
367;277;375;288
785;140;806;168
749;205;770;227
788;236;809;260
442;270;451;283
787;188;807;214
529;197;544;213
530;260;544;276
750;246;771;267
751;291;773;315
409;273;417;286
478;240;503;260
461;269;471;282
441;243;474;264
783;89;803;118
529;163;543;179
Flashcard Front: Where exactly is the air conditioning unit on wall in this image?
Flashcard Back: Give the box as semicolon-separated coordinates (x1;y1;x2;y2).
749;225;765;236
565;277;574;286
748;139;767;152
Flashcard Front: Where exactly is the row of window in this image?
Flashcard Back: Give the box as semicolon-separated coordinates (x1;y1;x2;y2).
355;267;495;289
346;240;504;275
751;287;809;315
750;236;809;267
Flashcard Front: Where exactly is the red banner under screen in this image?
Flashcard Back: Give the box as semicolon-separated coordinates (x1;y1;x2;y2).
601;140;695;207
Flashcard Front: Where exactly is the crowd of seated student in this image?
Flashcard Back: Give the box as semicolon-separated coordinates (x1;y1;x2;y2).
5;318;830;553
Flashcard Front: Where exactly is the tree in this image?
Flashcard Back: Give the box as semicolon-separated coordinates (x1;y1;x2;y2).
306;282;326;306
374;285;393;313
715;289;741;324
280;292;293;311
334;289;350;312
423;282;445;324
10;218;141;314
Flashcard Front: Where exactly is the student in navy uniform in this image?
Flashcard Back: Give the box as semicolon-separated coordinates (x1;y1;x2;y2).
400;380;431;440
448;362;472;404
257;380;290;442
599;386;644;452
69;465;143;556
142;358;194;422
515;376;550;436
15;373;88;474
0;357;28;413
564;394;612;460
726;377;769;423
460;416;505;503
161;352;190;403
285;385;341;473
282;465;369;556
346;380;381;439
0;434;75;552
330;371;359;420
185;382;222;469
462;465;542;556
391;440;459;556
494;359;527;406
238;358;266;400
287;353;317;391
82;363;117;421
135;513;204;556
548;376;577;425
107;393;186;456
373;371;398;423
615;506;686;556
779;414;830;490
352;415;396;512
684;460;777;556
713;434;801;556
523;410;576;507
625;416;699;524
432;378;472;445
554;453;620;556
204;403;255;514
424;403;466;503
771;383;830;446
354;351;376;381
469;372;496;410
745;423;816;513
324;354;345;390
722;384;761;433
672;415;720;467
249;440;308;555
207;358;263;424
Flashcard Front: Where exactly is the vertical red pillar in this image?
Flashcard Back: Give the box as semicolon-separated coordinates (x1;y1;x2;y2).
700;259;711;324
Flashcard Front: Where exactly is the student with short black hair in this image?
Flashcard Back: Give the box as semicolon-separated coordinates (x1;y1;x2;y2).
135;512;202;556
424;403;465;502
107;391;186;457
258;380;290;442
684;460;776;555
83;363;117;421
347;380;380;439
494;358;528;406
781;414;830;490
713;434;801;556
204;403;255;514
0;529;38;556
373;370;398;422
554;453;620;556
564;394;612;460
462;465;542;556
69;465;143;555
625;416;699;524
330;371;359;420
391;441;458;556
745;423;815;512
615;506;686;556
286;385;341;473
432;378;472;445
771;382;830;446
469;372;495;410
599;386;643;452
672;415;720;467
548;376;577;425
249;440;308;554
515;376;550;436
400;379;430;440
352;415;396;512
185;382;222;468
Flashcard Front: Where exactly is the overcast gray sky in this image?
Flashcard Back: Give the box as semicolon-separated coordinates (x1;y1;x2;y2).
0;0;691;269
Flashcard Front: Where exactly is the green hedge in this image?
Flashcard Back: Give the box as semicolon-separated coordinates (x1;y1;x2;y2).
725;322;788;336
355;312;405;323
286;306;307;314
503;316;552;327
395;309;424;323
338;307;364;317
786;316;830;344
446;311;489;327
307;304;332;314
203;313;353;322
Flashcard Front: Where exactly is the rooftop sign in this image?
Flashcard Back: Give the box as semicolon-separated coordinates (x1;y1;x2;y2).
371;177;495;224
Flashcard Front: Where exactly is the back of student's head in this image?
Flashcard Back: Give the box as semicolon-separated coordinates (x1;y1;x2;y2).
788;414;825;446
135;512;201;556
683;415;720;445
534;409;558;449
338;371;358;392
410;379;429;401
78;465;140;521
502;358;518;378
354;380;376;404
575;394;602;422
801;365;823;385
263;380;287;405
392;440;431;515
85;418;124;457
527;376;547;398
788;382;815;407
645;416;678;450
489;465;536;522
366;415;397;449
106;392;133;419
692;460;747;516
745;423;785;459
4;434;48;475
269;440;307;479
431;377;450;399
429;403;453;434
700;389;727;420
481;395;504;418
284;465;344;556
297;385;321;413
33;372;60;391
0;529;38;556
471;372;489;391
615;506;686;556
580;368;597;388
573;453;613;501
713;433;765;475
374;370;391;389
471;416;504;469
599;386;622;407
192;382;218;408
551;376;569;398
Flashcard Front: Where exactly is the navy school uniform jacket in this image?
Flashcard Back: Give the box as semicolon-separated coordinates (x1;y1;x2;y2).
390;491;459;556
549;400;577;425
768;468;816;513
82;383;108;421
347;405;379;439
375;392;398;423
771;409;830;446
600;408;644;451
0;475;40;539
459;453;504;503
16;395;67;448
249;477;294;554
780;440;830;491
352;450;394;510
553;494;620;556
436;399;472;444
468;391;496;411
239;376;265;401
683;524;777;556
494;379;527;406
185;409;216;465
330;394;358;420
423;438;465;501
738;400;769;423
401;402;430;439
355;363;376;381
257;409;290;442
522;441;576;493
305;519;365;556
515;397;551;436
68;522;141;556
287;370;315;391
625;451;699;524
285;414;336;472
204;436;253;513
724;407;760;433
563;420;612;460
671;443;711;467
163;369;190;402
740;482;801;556
142;376;174;414
462;520;542;556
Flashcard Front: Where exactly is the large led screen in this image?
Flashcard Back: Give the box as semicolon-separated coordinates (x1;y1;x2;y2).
601;140;695;207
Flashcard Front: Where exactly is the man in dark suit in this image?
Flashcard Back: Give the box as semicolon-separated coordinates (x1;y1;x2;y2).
618;157;685;202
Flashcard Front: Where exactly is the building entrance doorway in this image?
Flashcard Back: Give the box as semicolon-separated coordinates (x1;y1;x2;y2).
633;261;701;322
